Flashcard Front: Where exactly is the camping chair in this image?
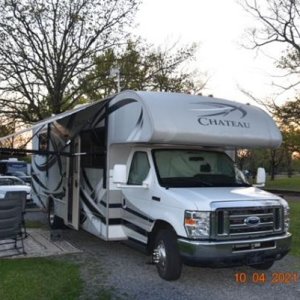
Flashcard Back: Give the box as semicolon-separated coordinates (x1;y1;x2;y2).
0;193;26;257
4;191;28;238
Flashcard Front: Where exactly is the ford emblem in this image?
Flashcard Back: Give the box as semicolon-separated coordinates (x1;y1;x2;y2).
244;216;260;227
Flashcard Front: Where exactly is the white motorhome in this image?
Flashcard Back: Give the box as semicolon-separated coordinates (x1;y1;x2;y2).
29;91;291;280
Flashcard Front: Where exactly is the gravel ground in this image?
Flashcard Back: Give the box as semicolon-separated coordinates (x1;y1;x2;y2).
25;210;300;300
63;230;300;300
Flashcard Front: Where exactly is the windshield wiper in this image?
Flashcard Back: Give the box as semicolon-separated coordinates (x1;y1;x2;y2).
192;175;212;187
160;177;212;188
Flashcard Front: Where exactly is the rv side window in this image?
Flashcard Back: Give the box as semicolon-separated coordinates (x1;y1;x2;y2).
128;152;150;185
80;128;105;168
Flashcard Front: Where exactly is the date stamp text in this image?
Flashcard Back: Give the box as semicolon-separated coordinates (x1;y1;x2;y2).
235;272;299;284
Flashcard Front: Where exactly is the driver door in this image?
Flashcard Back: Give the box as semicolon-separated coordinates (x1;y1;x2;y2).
121;151;154;243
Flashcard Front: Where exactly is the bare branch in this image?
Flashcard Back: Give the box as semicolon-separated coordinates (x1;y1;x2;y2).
0;0;140;123
241;0;300;91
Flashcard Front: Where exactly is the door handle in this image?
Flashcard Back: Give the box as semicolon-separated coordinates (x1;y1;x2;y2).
122;198;127;209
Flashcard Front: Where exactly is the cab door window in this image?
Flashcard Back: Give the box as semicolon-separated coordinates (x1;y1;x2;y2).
127;152;150;185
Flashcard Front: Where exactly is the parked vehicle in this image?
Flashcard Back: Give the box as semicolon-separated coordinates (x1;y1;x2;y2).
6;171;31;185
3;91;291;280
0;158;28;175
0;176;31;202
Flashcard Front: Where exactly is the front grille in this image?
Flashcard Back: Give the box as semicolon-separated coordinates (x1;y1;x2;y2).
214;206;283;239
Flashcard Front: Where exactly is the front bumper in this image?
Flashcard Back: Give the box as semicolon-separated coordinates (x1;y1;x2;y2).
177;233;292;266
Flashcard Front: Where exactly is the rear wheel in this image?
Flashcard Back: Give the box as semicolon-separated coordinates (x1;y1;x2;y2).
153;229;182;281
48;199;64;229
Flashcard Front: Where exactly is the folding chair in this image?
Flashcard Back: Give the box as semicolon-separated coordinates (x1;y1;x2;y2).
4;191;28;238
0;193;26;257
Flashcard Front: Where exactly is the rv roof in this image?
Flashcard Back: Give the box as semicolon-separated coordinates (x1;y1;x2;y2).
0;91;281;150
107;91;282;148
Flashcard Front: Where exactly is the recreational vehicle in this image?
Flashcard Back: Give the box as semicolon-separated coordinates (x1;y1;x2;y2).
0;158;28;176
29;91;291;280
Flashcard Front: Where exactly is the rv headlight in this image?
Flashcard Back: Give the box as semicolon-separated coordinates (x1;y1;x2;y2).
184;211;210;239
284;206;290;232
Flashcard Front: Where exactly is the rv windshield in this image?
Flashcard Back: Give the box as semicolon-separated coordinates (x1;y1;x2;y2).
152;149;250;188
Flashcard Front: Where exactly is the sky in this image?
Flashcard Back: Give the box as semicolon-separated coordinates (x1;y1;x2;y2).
133;0;292;105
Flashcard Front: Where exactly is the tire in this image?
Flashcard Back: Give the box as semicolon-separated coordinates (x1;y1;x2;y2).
153;229;182;281
250;260;274;270
48;199;64;229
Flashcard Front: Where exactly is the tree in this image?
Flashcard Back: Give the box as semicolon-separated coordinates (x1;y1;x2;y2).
0;0;140;123
81;40;207;100
0;117;16;148
273;97;300;129
257;98;300;178
240;91;300;179
241;0;300;90
240;0;300;177
240;0;300;126
236;147;287;180
273;99;300;176
268;147;285;179
0;116;30;151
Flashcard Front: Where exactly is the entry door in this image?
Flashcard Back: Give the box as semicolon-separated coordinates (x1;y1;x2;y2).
67;137;81;229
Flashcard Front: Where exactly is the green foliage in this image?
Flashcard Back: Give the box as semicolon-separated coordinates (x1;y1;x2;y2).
289;201;300;257
81;40;206;101
237;148;276;175
260;175;300;257
237;96;300;178
292;158;300;170
0;258;82;300
270;100;300;177
278;49;300;77
237;146;300;180
272;99;300;152
265;175;300;191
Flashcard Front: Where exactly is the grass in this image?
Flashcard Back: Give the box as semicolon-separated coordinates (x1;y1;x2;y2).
289;200;300;257
265;175;300;191
25;220;48;229
0;258;82;300
0;179;298;299
264;176;300;256
264;175;300;256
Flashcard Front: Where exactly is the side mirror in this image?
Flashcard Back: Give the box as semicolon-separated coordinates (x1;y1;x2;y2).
112;164;127;185
255;167;266;187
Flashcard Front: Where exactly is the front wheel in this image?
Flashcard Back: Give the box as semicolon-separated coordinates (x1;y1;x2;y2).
153;229;182;281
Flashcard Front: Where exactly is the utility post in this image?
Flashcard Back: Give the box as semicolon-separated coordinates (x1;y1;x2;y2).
109;67;121;93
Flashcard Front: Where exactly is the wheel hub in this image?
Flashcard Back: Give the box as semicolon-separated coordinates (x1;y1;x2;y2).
153;241;167;267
